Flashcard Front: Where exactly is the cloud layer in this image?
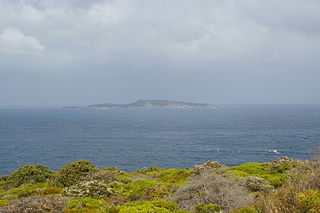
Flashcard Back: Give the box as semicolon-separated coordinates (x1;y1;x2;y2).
0;28;44;54
0;0;320;105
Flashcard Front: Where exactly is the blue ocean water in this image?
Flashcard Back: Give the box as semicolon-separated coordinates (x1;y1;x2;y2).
0;105;320;176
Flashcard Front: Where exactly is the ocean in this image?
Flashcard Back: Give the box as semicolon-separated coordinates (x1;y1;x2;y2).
0;105;320;175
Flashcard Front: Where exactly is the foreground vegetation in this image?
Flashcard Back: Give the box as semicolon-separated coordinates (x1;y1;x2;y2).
0;153;319;213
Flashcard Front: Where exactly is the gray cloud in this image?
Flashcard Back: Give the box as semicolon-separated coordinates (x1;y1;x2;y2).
0;28;45;54
0;0;320;105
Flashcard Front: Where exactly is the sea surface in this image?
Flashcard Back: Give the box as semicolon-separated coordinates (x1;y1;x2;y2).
0;105;320;175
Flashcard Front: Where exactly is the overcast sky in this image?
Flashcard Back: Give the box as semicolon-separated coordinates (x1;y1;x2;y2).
0;0;320;106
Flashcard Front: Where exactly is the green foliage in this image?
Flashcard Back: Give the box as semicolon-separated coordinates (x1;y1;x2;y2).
0;183;47;200
297;190;320;212
230;206;258;213
42;186;64;196
0;199;10;207
103;166;123;173
82;170;118;184
116;179;169;201
173;210;192;213
271;162;300;173
117;173;133;184
8;184;39;198
66;198;107;213
150;200;178;211
51;160;99;188
150;169;191;186
136;166;165;175
229;162;286;187
0;181;9;190
0;176;9;181
119;200;178;213
194;203;221;213
7;165;53;186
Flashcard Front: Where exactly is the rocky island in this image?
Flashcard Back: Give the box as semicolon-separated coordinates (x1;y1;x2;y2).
67;100;216;109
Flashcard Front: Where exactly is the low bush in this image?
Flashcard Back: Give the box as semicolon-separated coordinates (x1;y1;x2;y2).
117;179;169;201
104;166;124;173
194;203;221;213
245;176;272;192
1;183;47;201
230;206;258;213
0;199;10;207
253;160;320;212
0;176;8;181
119;200;180;213
268;157;301;173
0;195;68;213
297;190;320;212
136;167;165;175
191;161;224;175
150;169;191;185
7;165;53;187
50;160;99;188
42;187;64;196
81;170;118;184
65;180;113;199
229;162;286;187
65;197;107;213
174;171;253;212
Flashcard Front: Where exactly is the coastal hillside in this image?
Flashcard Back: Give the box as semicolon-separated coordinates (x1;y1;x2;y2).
77;100;215;109
0;156;319;213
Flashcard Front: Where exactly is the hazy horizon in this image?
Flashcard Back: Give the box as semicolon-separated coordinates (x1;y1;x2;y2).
1;1;320;106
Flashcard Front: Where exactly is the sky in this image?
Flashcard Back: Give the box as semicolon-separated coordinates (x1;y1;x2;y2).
0;0;320;106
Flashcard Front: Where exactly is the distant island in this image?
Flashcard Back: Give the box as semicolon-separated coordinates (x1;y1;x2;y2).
65;99;216;109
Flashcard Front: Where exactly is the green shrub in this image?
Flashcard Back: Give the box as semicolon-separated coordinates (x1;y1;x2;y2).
174;171;253;212
245;176;272;192
230;206;258;213
117;179;169;201
119;200;178;213
151;200;178;211
7;165;53;186
0;181;11;190
0;176;9;181
194;203;221;213
2;183;47;200
42;186;64;196
51;160;99;187
81;170;118;184
229;162;286;187
65;198;107;213
9;184;39;198
297;190;320;212
269;157;301;173
104;167;124;173
150;169;191;187
117;173;133;184
173;210;192;213
65;180;113;199
0;199;10;207
0;195;68;213
136;166;165;175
